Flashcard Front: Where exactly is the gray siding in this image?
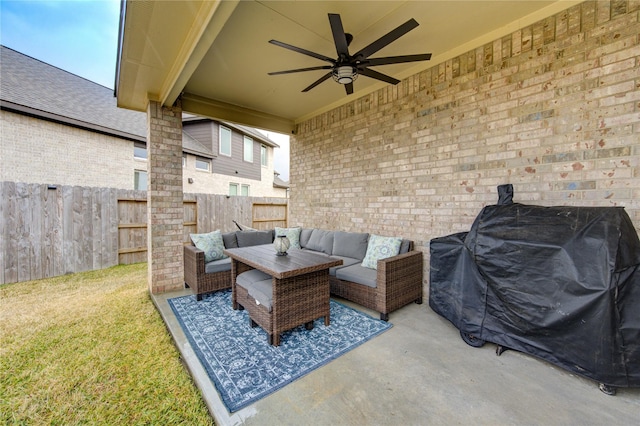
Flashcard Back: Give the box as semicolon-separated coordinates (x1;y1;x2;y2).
212;123;261;181
182;121;213;147
184;120;263;181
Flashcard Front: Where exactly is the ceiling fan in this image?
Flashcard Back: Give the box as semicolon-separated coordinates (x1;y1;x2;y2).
268;13;432;95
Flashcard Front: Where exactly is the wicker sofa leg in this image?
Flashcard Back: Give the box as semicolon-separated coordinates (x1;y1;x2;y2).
380;313;389;321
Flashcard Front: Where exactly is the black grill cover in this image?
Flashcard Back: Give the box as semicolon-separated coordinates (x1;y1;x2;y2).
429;203;640;387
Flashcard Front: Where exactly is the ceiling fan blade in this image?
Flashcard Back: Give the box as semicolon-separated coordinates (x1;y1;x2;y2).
358;67;400;85
302;72;333;92
345;82;354;95
353;19;420;59
328;13;350;57
365;53;432;66
269;65;333;75
269;39;336;64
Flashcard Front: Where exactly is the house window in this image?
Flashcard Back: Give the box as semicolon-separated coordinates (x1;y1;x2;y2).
261;145;267;167
134;143;147;160
229;183;249;196
195;157;210;172
220;126;232;156
244;136;253;162
134;170;147;190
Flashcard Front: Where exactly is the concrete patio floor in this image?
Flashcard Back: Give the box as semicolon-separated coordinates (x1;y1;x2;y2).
153;288;640;425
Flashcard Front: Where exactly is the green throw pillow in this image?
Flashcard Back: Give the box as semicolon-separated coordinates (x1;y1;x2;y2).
190;230;226;263
361;234;402;270
274;227;302;249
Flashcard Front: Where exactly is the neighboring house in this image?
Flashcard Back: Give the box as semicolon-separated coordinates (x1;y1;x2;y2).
179;116;286;197
0;45;288;197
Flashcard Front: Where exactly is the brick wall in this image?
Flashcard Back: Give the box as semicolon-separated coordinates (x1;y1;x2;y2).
147;100;184;294
0;110;134;188
290;1;640;279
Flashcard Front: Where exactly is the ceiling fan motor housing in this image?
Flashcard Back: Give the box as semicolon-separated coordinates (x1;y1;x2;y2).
333;66;358;84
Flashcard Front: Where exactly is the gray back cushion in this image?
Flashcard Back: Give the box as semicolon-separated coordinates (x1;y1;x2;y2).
332;231;369;260
399;239;413;254
236;230;273;247
222;232;238;249
299;228;313;247
306;229;334;255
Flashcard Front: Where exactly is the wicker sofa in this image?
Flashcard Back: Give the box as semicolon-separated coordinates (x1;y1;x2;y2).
184;227;424;320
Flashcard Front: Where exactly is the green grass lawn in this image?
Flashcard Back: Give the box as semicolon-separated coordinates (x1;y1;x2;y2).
0;263;213;425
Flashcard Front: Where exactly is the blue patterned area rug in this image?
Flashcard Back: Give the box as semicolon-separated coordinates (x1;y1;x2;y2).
168;289;391;413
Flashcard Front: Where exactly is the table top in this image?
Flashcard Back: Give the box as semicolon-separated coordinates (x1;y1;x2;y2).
224;244;343;279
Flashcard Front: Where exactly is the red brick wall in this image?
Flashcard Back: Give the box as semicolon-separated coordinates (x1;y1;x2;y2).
291;1;640;276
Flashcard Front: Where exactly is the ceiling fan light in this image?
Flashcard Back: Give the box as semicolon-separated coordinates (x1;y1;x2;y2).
333;66;357;84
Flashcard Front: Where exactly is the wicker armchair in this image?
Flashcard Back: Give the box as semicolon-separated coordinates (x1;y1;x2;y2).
183;244;232;301
329;244;423;321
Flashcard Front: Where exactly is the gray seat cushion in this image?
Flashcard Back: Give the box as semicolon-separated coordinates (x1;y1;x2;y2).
335;264;377;288
236;269;272;287
237;278;273;312
399;239;412;254
236;230;273;247
328;256;361;276
306;229;334;254
332;231;369;260
205;257;232;274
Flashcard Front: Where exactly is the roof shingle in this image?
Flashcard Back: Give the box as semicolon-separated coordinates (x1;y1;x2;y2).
1;45;146;140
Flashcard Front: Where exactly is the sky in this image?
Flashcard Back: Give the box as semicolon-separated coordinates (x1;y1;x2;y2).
0;0;290;181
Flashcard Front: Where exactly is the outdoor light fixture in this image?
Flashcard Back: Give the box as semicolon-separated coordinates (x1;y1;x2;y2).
332;66;357;84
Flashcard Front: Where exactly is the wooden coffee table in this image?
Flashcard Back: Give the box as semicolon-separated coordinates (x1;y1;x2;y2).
224;245;342;346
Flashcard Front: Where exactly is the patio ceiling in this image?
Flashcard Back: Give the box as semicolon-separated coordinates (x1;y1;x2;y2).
115;0;575;134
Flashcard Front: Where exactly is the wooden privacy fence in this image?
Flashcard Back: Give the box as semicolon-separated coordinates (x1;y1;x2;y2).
0;182;287;284
117;195;288;264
